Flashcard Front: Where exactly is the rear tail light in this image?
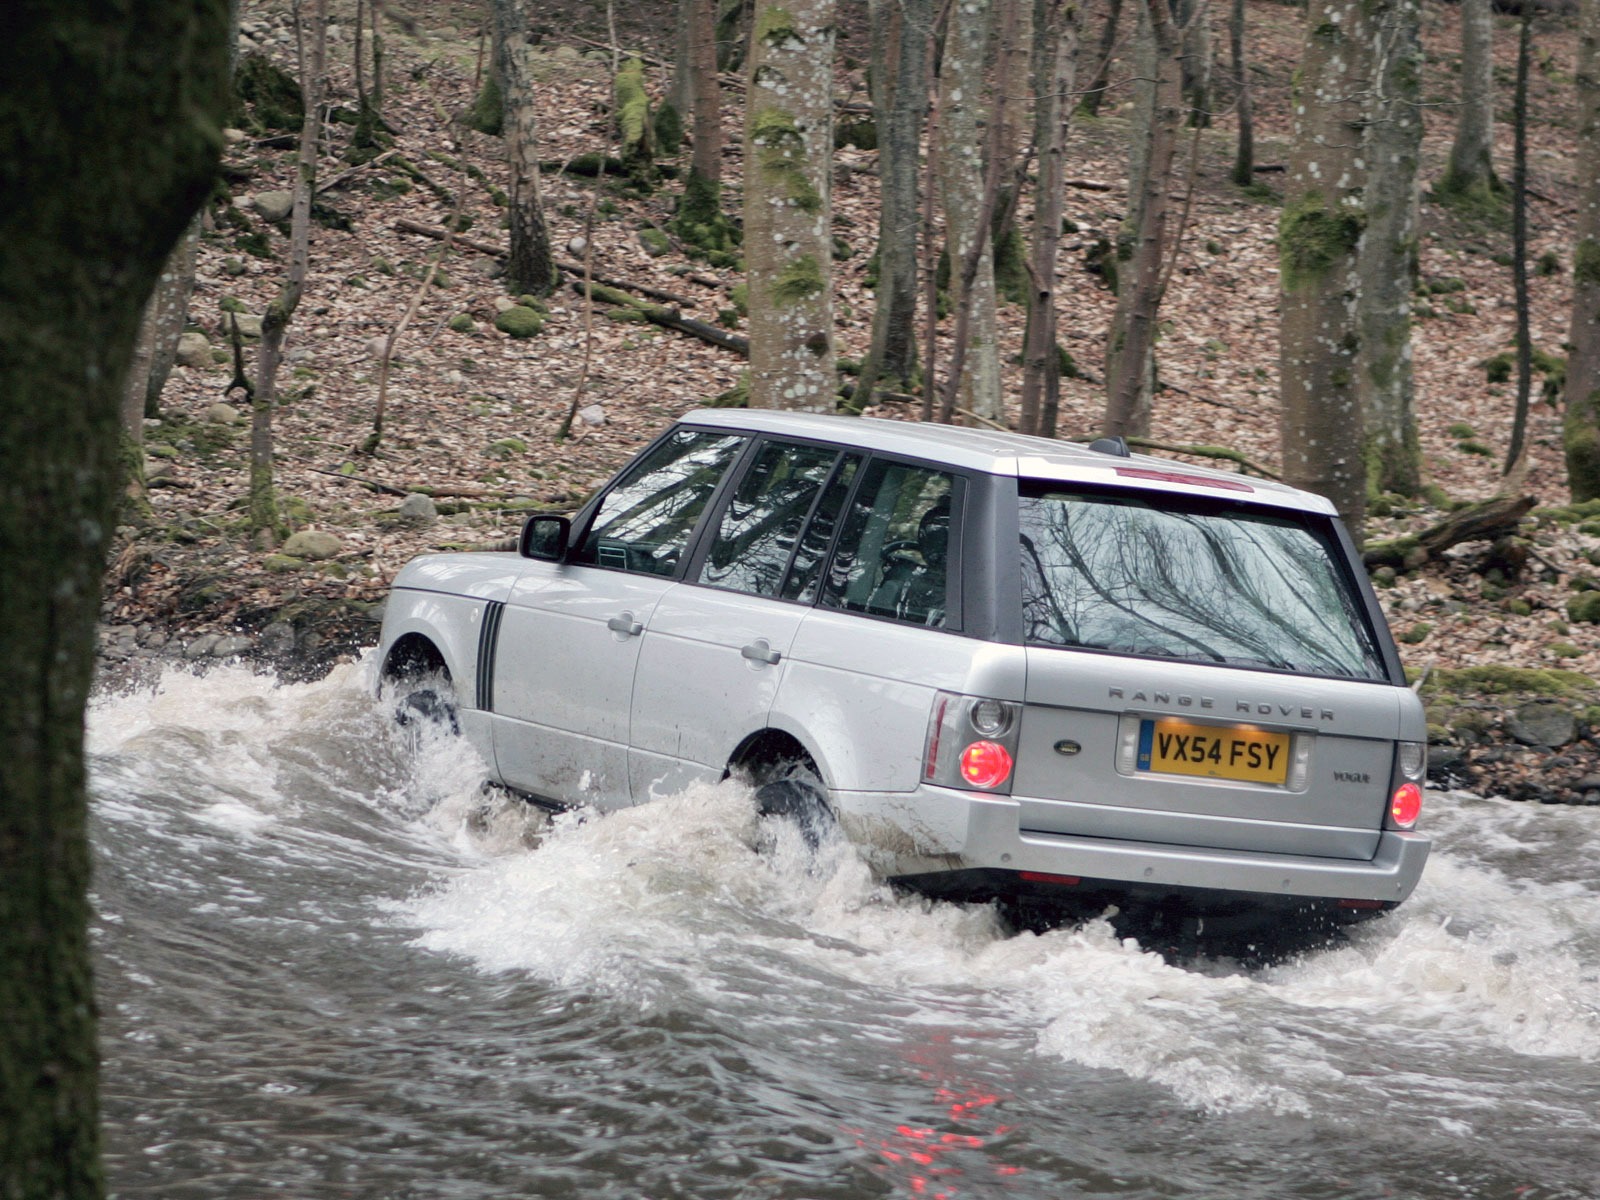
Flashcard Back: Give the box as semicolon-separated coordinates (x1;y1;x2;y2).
1389;781;1423;829
924;692;1021;793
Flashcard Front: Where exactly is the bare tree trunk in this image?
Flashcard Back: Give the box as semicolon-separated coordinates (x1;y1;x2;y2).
1279;0;1375;535
690;0;722;184
1229;0;1253;186
495;0;555;296
1505;0;1535;476
1443;0;1500;199
937;0;1004;424
1080;0;1124;117
1021;0;1079;437
1176;0;1213;127
0;6;229;1197
1567;0;1600;502
251;0;326;542
744;0;836;411
854;0;931;407
1359;0;1423;498
1103;0;1181;438
672;0;696;114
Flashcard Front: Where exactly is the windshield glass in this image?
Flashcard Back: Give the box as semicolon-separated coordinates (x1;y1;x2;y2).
1018;487;1386;680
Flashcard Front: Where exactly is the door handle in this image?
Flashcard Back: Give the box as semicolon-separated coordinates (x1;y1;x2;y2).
741;640;782;666
607;614;644;637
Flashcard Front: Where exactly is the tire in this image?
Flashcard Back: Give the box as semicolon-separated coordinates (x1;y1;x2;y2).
392;680;460;747
751;764;834;851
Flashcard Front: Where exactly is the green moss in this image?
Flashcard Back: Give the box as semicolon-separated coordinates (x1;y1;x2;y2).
653;101;683;156
494;306;544;338
771;254;824;305
448;313;475;333
1279;193;1364;291
1568;591;1600;624
488;437;528;458
615;58;653;170
750;106;821;213
235;52;303;132
1417;665;1597;698
1575;238;1600;288
755;6;800;44
1399;622;1433;644
670;169;740;253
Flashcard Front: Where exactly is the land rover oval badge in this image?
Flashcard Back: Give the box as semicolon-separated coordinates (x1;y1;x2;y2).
1053;739;1081;756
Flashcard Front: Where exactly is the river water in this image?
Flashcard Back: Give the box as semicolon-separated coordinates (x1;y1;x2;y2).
87;661;1599;1200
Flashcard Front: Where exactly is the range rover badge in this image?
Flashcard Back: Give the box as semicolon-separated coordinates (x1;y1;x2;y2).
1054;739;1082;756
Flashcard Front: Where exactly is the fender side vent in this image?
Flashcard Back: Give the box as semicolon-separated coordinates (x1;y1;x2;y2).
476;600;506;712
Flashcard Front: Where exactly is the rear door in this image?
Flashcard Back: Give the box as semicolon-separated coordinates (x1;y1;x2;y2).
1010;484;1403;858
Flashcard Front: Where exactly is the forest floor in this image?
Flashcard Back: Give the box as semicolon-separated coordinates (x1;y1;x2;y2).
99;0;1600;802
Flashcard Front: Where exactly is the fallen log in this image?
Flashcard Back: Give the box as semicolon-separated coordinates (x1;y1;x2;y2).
571;280;749;356
1363;494;1537;570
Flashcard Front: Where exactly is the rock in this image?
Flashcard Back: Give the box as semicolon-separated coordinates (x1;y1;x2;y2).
397;493;438;526
494;306;543;338
493;296;520;313
175;331;213;368
280;530;342;561
145;459;176;483
205;402;244;425
184;634;221;659
567;236;588;256
1507;702;1577;748
223;127;247;144
252;190;295;223
211;636;254;658
579;403;606;427
228;313;264;339
366;335;390;360
258;621;296;656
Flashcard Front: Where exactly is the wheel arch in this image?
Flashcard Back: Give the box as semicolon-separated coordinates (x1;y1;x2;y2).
725;727;828;790
381;631;451;684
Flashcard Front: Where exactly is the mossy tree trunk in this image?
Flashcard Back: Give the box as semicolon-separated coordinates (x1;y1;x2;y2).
1567;0;1600;502
251;0;327;544
1279;0;1376;535
1103;0;1181;439
1442;0;1501;200
854;0;931;408
0;3;230;1196
1020;0;1079;437
744;0;837;411
1359;0;1424;499
495;0;556;296
937;0;1003;425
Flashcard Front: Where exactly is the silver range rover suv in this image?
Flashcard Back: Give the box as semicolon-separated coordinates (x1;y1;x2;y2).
377;410;1429;934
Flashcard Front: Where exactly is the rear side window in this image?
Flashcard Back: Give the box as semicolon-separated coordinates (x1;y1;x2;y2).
573;430;745;576
1018;486;1385;680
822;460;956;628
700;440;843;597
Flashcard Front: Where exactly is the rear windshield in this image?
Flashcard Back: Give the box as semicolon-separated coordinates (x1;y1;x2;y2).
1018;486;1386;681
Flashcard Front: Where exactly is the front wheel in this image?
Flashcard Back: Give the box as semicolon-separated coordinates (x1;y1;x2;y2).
751;763;835;851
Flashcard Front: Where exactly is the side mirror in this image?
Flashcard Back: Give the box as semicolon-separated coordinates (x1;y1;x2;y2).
519;513;570;561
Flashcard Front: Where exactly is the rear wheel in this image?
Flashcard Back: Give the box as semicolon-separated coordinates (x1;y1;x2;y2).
750;761;834;851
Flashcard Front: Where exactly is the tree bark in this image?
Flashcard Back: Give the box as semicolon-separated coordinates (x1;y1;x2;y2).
1505;1;1534;476
854;0;931;407
937;0;1004;424
1279;0;1376;535
1567;0;1600;502
1176;0;1213;127
1103;0;1181;438
1020;0;1079;437
0;4;230;1196
744;0;836;411
690;0;723;184
1443;0;1500;199
1359;0;1424;498
495;0;556;296
1080;0;1123;117
1229;0;1253;187
251;0;326;542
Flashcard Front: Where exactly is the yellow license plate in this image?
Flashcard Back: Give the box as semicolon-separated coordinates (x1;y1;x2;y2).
1137;718;1290;784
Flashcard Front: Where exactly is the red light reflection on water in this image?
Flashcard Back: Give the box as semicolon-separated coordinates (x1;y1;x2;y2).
846;1036;1025;1197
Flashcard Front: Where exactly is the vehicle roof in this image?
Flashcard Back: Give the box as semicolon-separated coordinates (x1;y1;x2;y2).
678;409;1335;515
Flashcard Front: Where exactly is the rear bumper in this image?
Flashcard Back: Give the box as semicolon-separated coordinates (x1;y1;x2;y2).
834;785;1431;905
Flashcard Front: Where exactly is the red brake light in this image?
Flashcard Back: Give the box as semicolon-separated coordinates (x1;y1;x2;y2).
1114;466;1255;492
959;741;1014;789
1390;782;1423;828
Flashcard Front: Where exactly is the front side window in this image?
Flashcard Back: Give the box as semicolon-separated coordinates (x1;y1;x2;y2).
1018;486;1385;680
700;440;843;597
573;429;745;576
821;460;956;628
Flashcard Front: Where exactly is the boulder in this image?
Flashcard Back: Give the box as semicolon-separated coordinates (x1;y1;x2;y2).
175;330;213;368
205;402;243;425
397;493;438;526
1507;702;1577;748
252;190;295;222
280;530;342;561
